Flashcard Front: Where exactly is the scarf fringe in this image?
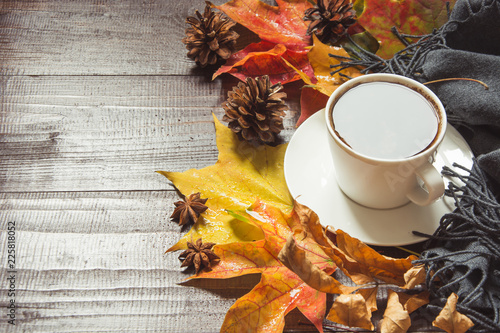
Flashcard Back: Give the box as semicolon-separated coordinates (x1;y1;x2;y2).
328;2;500;329
414;162;500;332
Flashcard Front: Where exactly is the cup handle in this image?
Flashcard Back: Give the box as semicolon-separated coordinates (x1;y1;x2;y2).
406;162;445;206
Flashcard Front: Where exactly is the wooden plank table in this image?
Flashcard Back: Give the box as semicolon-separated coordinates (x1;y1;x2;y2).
0;1;434;332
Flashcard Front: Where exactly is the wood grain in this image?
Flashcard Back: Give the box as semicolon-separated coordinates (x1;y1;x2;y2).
0;189;317;332
0;178;312;333
1;0;208;76
0;75;300;192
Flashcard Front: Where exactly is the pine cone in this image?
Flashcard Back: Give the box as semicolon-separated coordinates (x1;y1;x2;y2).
182;2;239;67
304;0;357;44
222;75;288;145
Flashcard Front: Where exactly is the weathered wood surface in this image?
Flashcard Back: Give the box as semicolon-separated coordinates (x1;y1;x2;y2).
0;75;300;192
0;0;433;332
1;0;192;76
0;0;310;332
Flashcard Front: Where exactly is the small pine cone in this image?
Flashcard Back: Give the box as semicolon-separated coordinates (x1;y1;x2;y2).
222;75;288;145
304;0;357;44
182;2;239;67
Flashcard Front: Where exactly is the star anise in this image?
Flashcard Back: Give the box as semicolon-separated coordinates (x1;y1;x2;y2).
170;192;208;226
178;238;220;274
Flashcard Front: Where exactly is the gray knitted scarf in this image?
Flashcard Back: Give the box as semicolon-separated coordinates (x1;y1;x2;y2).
330;0;500;331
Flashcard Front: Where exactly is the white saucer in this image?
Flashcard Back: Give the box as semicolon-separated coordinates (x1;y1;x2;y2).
284;109;474;246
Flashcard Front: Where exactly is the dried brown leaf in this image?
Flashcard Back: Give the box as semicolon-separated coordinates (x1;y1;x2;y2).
432;293;474;333
335;230;417;286
291;201;335;249
278;230;357;295
379;290;411;333
289;203;374;286
358;287;378;313
326;293;374;331
403;264;426;289
396;291;429;314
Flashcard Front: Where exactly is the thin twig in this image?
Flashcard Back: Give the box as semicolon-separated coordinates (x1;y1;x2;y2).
395;246;421;257
424;77;489;90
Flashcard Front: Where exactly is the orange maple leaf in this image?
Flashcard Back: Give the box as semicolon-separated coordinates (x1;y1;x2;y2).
189;200;347;332
357;0;456;58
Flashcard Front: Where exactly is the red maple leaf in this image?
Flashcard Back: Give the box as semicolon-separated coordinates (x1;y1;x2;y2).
211;0;315;84
213;41;314;85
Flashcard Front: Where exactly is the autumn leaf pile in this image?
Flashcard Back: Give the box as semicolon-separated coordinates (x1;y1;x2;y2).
161;0;477;332
158;117;474;332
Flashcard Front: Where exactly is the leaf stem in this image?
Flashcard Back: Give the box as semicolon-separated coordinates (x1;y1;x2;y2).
424;77;489;90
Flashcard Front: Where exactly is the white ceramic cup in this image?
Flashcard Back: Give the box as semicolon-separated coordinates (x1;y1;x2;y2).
325;73;447;209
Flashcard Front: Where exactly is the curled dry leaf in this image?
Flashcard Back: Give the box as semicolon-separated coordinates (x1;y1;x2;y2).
278;230;357;295
287;202;370;287
379;290;411;333
432;293;474;333
326;293;374;331
291;200;335;249
357;287;378;313
403;264;426;289
334;229;418;286
396;291;429;315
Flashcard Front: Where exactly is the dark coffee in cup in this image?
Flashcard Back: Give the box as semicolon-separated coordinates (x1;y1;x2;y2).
325;74;447;209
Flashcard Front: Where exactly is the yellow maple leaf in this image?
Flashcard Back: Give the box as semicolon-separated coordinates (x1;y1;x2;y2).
281;35;363;97
307;35;363;96
157;114;293;251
